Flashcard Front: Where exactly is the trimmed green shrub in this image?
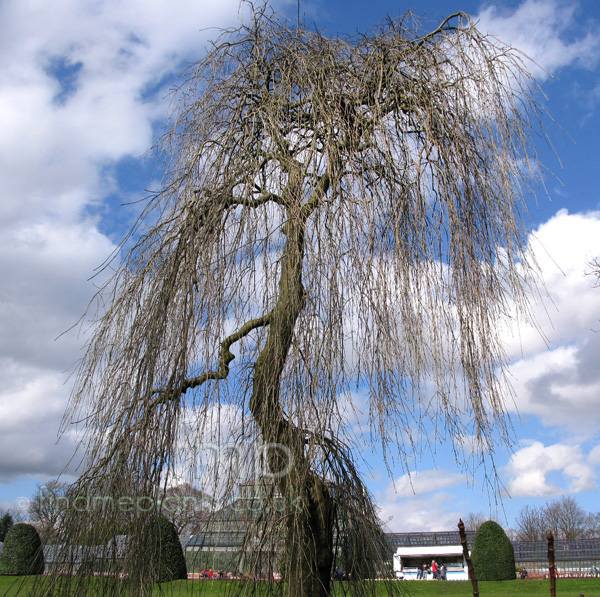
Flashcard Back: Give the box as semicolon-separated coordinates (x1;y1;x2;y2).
0;513;13;542
152;515;187;583
0;523;45;575
472;520;515;581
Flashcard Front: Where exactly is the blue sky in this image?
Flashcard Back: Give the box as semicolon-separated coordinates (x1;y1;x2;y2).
1;0;600;534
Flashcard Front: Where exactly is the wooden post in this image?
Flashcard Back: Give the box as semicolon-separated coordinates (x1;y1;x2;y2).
547;531;556;597
458;519;479;597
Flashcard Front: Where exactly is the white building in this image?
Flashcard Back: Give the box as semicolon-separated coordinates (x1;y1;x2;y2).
393;544;469;580
388;531;475;581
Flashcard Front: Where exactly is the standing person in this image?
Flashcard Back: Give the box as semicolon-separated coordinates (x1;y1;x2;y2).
440;564;447;580
416;562;424;580
431;560;438;580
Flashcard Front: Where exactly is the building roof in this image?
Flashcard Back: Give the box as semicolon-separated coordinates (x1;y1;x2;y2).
186;531;248;549
513;538;600;562
385;531;476;552
394;544;465;557
387;533;600;563
44;535;128;564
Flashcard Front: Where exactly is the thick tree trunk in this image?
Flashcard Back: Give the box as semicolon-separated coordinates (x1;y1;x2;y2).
248;186;336;596
285;476;336;597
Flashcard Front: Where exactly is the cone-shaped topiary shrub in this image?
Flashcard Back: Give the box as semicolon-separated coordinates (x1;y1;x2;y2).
152;515;187;583
0;512;13;542
0;523;45;575
472;520;515;581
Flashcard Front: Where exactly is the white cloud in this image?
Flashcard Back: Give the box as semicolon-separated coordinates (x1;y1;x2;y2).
589;444;600;465
500;211;600;430
0;0;261;485
385;470;465;500
0;363;80;483
504;441;596;497
0;217;114;484
0;0;251;228
507;336;600;431
476;0;600;79
378;491;464;533
0;222;115;366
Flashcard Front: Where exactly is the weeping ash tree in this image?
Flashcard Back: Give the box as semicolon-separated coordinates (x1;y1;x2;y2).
42;8;548;597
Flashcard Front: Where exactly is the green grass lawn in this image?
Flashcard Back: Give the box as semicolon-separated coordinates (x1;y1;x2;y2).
1;576;598;596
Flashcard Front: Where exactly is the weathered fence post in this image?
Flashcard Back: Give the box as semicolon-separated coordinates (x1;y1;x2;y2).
547;531;556;597
458;519;479;597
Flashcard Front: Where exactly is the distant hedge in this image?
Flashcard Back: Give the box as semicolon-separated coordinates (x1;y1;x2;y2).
0;513;13;542
152;516;187;583
472;520;515;581
0;523;45;575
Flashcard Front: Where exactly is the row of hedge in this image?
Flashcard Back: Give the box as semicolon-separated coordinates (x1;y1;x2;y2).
0;517;187;581
0;517;516;582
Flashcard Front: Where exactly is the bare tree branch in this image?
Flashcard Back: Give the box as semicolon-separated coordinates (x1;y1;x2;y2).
151;311;274;403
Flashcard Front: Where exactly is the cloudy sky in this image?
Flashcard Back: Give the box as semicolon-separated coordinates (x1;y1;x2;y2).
1;0;600;534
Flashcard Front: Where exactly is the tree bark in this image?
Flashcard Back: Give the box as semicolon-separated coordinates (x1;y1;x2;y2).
458;519;479;597
547;532;556;597
248;175;335;596
285;475;336;597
